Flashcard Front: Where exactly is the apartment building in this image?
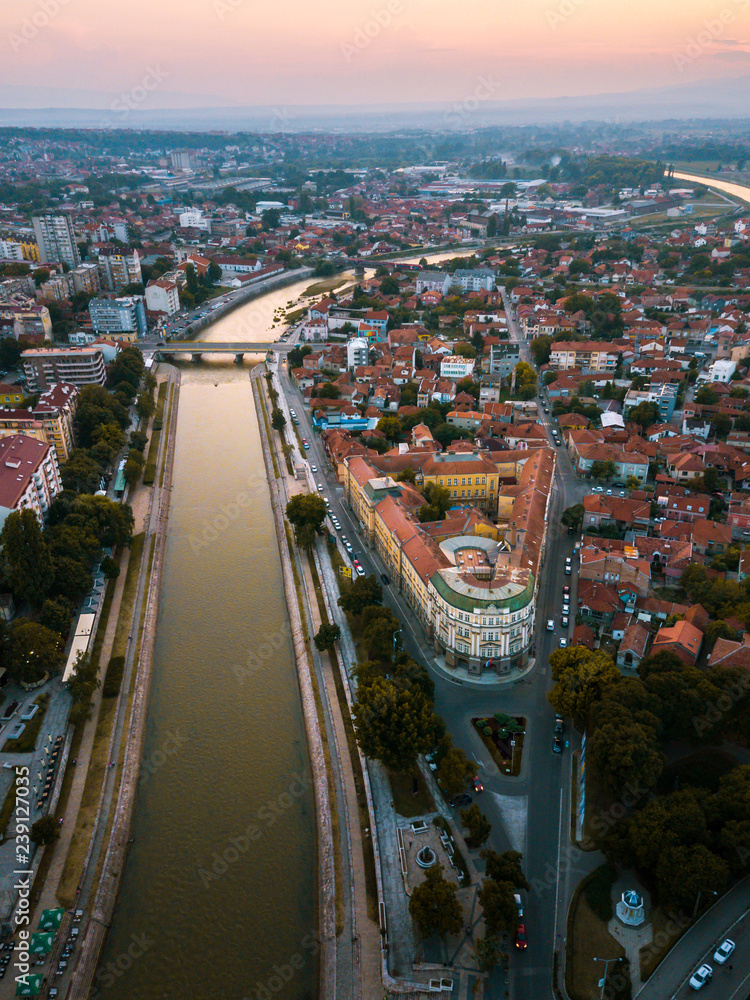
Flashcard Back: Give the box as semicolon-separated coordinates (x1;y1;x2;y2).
88;296;147;340
22;347;107;391
0;434;62;526
0;303;52;339
440;356;476;380
33;382;78;462
96;249;143;293
487;342;520;380
145;279;180;316
32;214;80;269
549;341;620;373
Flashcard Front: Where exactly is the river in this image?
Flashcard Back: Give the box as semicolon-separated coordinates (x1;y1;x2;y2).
673;170;750;206
97;247;484;999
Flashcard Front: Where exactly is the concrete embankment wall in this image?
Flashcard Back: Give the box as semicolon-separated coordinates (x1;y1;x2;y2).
68;371;181;998
251;370;337;1000
183;267;314;340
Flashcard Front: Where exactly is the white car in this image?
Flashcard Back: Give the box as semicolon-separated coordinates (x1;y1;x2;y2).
713;939;734;964
310;465;317;473
689;965;713;990
559;637;567;648
547;619;555;631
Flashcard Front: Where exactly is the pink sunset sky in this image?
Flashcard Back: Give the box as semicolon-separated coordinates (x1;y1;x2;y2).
2;0;749;107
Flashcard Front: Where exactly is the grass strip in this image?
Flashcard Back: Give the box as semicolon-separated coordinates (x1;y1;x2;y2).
143;382;167;485
110;533;145;661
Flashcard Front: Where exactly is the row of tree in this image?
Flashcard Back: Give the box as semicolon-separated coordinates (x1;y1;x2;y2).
548;641;750;909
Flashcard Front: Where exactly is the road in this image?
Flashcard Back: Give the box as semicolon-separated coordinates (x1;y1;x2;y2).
276;295;596;998
634;875;750;1000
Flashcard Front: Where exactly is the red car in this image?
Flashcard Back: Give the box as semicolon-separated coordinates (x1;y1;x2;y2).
515;924;527;950
472;775;484;793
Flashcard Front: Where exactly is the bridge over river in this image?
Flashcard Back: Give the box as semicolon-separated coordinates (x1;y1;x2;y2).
138;340;294;361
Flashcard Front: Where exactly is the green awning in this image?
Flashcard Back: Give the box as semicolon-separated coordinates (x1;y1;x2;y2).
28;933;53;956
37;907;63;930
15;974;43;996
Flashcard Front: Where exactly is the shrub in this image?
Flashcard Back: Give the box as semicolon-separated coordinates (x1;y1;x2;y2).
103;655;125;698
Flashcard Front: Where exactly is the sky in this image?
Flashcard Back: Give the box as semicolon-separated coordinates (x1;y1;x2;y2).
1;0;749;108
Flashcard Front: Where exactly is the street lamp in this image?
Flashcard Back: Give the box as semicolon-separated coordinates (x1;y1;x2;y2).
593;956;621;999
692;889;718;918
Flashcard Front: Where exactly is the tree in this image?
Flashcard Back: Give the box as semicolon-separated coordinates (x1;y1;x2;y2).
136;391;155;420
396;467;416;484
481;850;529;890
478;878;518;937
695;385;719;406
376;416;401;442
0;337;22;370
338;574;383;617
547;649;622;724
530;335;553;367
625;476;640;491
314;622;341;651
10;621;63;685
30;815;59;846
408;863;463;938
453;342;477;359
353;675;441;772
1;509;53;608
363;610;402;662
261;209;281;230
588;719;664;797
436;746;474;796
39;597;73;638
476;935;507;972
124;453;144;488
561;504;584;529
287;345;313;370
285;493;326;549
271;408;286;431
628;401;660;430
460;803;492;848
207;260;222;285
513;361;537;399
318;382;340;400
418;482;452;523
66;650;100;725
656;844;729;910
590;460;616;482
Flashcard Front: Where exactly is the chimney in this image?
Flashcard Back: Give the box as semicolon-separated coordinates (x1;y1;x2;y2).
510;520;517;547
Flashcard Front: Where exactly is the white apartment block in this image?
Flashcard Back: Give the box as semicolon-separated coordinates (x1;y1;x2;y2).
32;214;80;269
145;279;180;316
440;356;476;380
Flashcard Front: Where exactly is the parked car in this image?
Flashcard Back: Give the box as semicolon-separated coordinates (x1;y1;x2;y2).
713;939;735;964
449;793;472;807
689;964;712;990
513;893;524;918
380;574;390;585
561;615;569;627
559;637;568;648
354;563;366;577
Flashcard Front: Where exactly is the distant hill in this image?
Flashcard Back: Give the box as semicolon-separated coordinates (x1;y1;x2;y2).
0;75;747;131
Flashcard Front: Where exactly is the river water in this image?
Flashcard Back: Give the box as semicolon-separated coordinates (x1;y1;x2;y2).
673;170;750;206
97;248;481;998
